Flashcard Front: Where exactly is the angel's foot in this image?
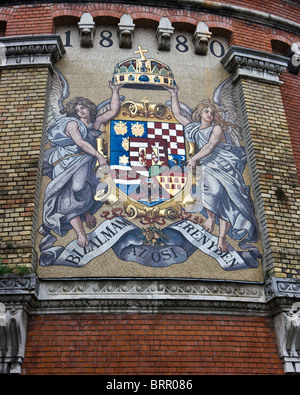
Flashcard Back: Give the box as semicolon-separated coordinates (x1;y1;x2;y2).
217;236;228;253
203;217;215;233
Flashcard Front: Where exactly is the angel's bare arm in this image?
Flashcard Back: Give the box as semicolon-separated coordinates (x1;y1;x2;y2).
93;82;122;130
66;121;107;165
187;125;224;168
165;85;190;127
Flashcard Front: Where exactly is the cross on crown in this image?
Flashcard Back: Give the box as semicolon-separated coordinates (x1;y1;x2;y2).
134;45;148;60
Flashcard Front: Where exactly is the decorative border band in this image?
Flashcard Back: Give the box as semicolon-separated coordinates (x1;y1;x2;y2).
34;278;266;315
1;275;300;314
40;278;264;301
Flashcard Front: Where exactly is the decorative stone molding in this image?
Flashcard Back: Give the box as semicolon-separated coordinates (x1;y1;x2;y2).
265;278;300;302
118;14;135;49
34;278;266;315
274;302;300;373
221;46;289;85
78;12;95;48
0;274;39;297
155;17;174;51
0;34;65;72
192;21;212;55
40;279;264;300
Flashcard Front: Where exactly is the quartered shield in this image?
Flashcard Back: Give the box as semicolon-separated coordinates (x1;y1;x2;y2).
108;113;188;207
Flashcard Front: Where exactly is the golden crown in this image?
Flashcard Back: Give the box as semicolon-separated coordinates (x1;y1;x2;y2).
113;46;175;90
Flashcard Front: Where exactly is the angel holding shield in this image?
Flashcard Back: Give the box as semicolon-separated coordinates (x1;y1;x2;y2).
41;70;123;249
165;80;259;253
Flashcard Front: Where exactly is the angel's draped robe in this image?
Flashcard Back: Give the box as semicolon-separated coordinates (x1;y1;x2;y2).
185;122;259;244
41;117;103;237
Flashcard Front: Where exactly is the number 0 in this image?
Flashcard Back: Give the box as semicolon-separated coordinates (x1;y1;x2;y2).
209;40;225;58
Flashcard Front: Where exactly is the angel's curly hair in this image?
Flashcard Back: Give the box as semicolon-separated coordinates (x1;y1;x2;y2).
60;97;98;122
191;99;229;130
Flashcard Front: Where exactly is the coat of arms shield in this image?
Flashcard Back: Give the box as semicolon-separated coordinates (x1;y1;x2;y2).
107;101;188;207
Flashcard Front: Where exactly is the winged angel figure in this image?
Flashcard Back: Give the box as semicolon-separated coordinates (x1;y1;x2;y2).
165;77;259;253
40;67;124;248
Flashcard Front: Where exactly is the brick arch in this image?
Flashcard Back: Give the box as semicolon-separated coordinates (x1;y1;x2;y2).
271;35;293;46
202;15;235;30
133;18;159;30
209;26;234;46
50;3;128;20
50;4;88;20
172;22;196;33
93;16;120;27
0;7;14;23
166;10;199;27
265;29;295;56
128;5;167;23
53;15;80;28
271;39;291;56
89;5;127;20
201;16;235;45
50;4;127;32
266;27;294;46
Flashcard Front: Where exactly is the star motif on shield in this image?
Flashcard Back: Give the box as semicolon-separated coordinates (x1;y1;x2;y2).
119;154;129;165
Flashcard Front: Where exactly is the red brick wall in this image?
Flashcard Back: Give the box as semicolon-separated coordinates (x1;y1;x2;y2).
1;2;300;45
280;71;300;181
22;314;284;375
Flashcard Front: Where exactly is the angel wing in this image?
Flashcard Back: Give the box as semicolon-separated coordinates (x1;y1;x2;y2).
46;66;69;131
212;76;242;146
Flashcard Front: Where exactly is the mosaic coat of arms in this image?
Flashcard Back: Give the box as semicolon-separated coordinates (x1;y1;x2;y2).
38;46;261;273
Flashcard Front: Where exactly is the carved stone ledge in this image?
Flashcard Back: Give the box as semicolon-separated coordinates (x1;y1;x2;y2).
34;278;266;315
0;274;39;313
39;278;264;300
265;277;300;302
221;46;289;85
35;298;268;316
0;274;39;296
0;34;65;72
